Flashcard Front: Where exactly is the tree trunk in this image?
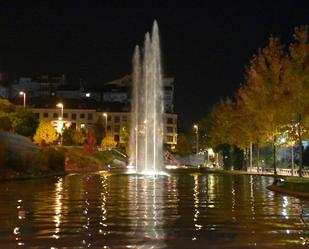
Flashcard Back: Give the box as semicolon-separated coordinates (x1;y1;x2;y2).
250;142;253;169
257;144;260;172
298;114;303;177
273;136;277;175
291;145;294;176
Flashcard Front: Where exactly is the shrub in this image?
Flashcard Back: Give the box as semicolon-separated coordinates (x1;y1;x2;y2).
46;148;65;172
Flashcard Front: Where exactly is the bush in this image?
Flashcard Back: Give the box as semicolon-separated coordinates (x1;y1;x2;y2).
46;148;65;172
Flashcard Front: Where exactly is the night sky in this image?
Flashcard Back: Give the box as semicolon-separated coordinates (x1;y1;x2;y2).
0;1;308;132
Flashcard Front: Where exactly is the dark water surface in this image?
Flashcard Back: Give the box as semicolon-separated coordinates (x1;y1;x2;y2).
0;172;308;248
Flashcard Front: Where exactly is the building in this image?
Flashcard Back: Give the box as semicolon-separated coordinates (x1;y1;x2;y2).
31;99;177;148
0;84;9;99
32;109;177;148
103;75;175;112
11;74;67;98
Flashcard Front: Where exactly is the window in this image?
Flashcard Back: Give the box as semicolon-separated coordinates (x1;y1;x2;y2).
35;113;40;118
63;113;68;118
80;113;85;119
53;113;58;118
43;113;48;118
107;125;112;132
122;115;128;122
107;115;112;121
88;123;93;128
88;113;93;120
167;117;173;124
167;136;174;143
114;125;120;133
114;134;120;142
71;123;76;129
80;123;85;129
72;113;77;120
114;116;120;123
167;126;174;133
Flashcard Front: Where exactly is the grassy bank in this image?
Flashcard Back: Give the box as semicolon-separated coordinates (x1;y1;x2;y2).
0;131;66;180
267;177;309;198
59;146;128;172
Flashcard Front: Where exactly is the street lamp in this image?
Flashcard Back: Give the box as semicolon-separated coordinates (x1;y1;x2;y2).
193;124;199;154
19;91;26;108
103;113;107;134
56;103;64;145
56;103;64;119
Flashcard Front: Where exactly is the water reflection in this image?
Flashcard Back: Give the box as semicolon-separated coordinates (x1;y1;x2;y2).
53;177;63;239
0;173;308;248
128;175;166;249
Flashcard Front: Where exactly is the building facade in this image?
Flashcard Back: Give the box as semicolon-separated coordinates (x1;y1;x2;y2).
32;107;177;148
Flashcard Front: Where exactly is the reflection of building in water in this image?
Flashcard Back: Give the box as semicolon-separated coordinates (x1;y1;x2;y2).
128;176;165;248
53;178;63;240
99;175;108;236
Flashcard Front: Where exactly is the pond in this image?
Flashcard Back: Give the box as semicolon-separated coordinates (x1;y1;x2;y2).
0;172;308;248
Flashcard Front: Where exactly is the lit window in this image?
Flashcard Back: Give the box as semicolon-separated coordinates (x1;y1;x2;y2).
167;136;174;142
80;123;85;129
114;116;120;123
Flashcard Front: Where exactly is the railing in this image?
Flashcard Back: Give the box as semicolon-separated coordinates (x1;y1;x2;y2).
247;167;309;177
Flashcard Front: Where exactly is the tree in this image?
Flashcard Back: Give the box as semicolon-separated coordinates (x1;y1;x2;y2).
285;26;309;176
0;99;38;137
175;133;193;156
33;120;58;145
238;37;290;174
72;128;86;145
94;116;105;146
83;128;97;154
101;134;117;149
10;107;39;138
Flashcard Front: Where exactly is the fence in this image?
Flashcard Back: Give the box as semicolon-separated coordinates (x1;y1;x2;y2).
247;167;309;177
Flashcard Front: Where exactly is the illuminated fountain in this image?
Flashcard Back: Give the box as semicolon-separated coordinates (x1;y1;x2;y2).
129;21;164;174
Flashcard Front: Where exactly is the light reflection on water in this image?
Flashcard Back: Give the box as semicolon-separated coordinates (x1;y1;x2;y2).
0;173;308;248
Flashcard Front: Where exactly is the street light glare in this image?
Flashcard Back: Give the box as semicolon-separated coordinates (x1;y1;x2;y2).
103;113;107;117
19;91;25;95
56;103;63;108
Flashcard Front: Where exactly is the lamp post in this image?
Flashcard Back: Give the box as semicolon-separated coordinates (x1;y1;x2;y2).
103;113;107;134
19;91;26;108
193;124;199;154
56;103;64;145
56;103;64;119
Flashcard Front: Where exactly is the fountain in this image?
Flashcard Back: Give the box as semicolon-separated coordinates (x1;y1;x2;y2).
129;21;164;174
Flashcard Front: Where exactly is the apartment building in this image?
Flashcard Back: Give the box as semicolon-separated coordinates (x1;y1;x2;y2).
32;107;177;148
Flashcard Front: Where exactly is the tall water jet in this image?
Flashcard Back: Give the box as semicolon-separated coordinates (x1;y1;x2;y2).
129;21;164;174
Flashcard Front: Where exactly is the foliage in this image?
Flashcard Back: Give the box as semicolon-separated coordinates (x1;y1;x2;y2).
202;27;309;174
10;107;39;137
175;133;193;156
83;128;97;154
72;128;86;145
101;134;117;149
45;148;65;172
94;116;105;146
33;120;58;145
0;99;38;137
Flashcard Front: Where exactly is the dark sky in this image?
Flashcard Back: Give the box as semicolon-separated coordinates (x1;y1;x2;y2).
0;1;308;132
